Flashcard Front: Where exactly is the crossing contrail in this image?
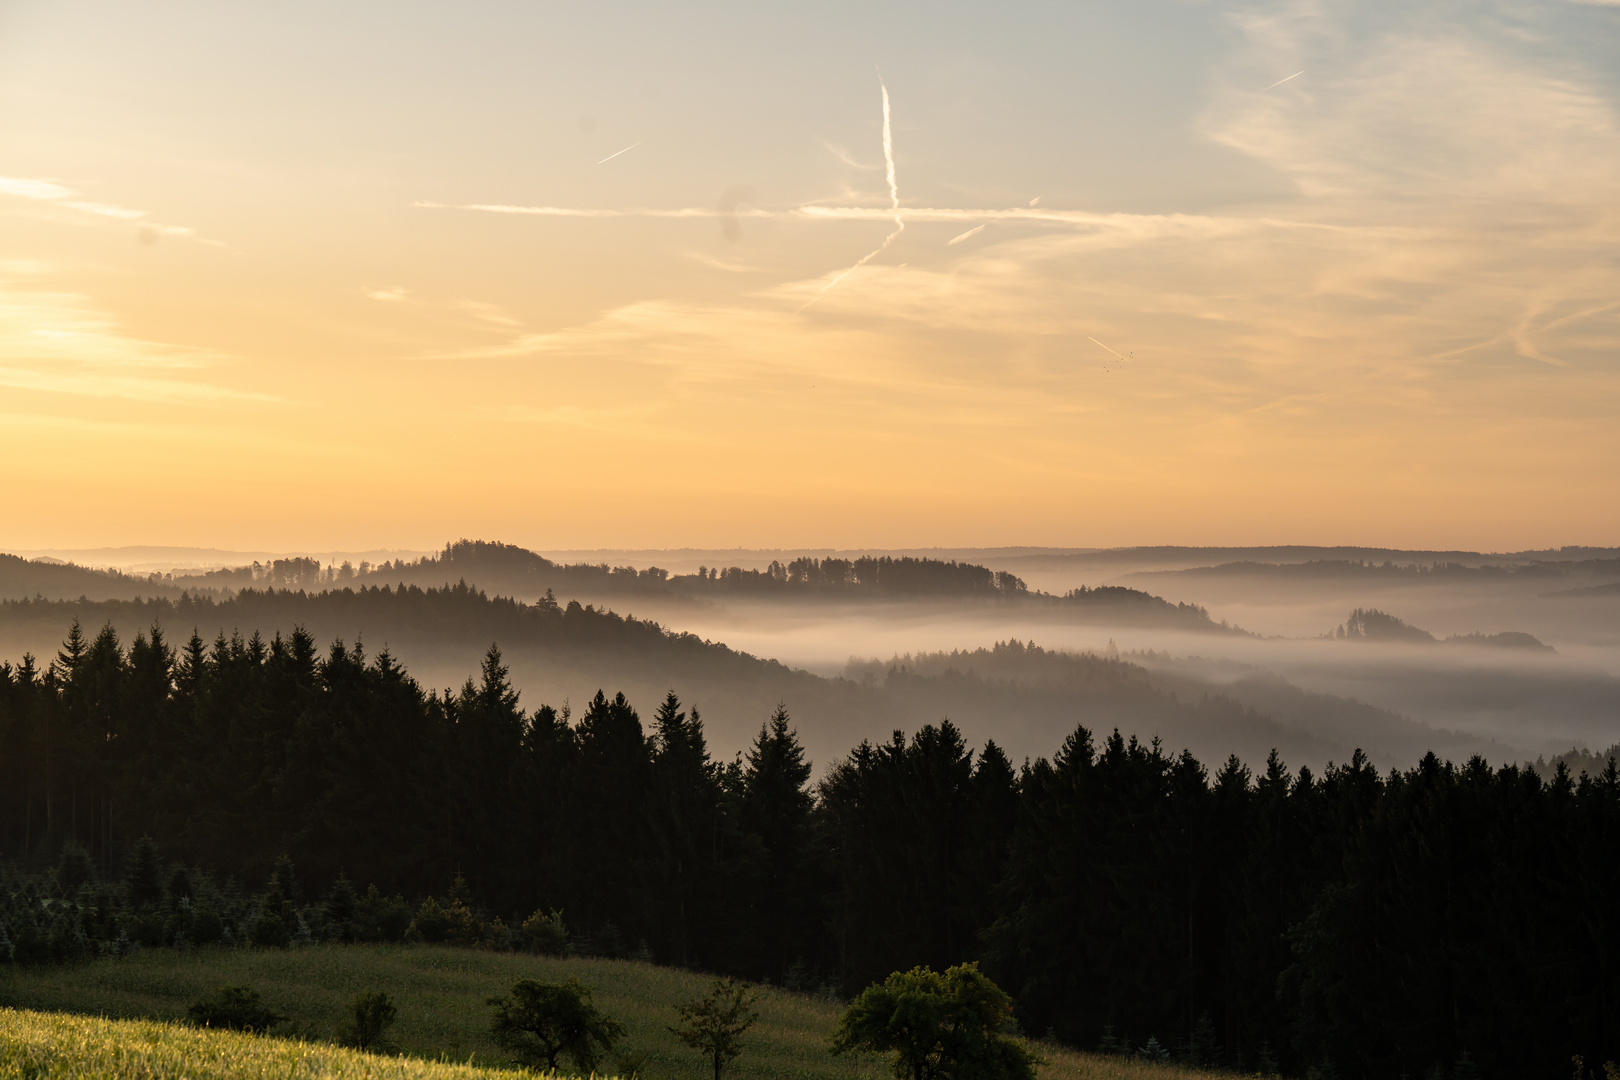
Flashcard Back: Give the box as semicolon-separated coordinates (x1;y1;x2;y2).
803;79;905;309
597;141;643;165
1089;336;1129;362
1263;70;1304;92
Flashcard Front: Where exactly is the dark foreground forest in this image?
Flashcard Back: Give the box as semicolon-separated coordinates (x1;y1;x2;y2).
2;620;1618;1079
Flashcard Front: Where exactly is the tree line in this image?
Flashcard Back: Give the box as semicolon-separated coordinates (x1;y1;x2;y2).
2;619;1617;1078
5;540;1225;636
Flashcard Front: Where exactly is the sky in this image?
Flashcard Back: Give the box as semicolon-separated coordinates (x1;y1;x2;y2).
1;0;1617;552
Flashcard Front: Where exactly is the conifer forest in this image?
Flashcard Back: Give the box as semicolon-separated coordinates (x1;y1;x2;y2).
4;613;1618;1079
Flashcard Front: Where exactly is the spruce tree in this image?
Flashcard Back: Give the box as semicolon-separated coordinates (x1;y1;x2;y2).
125;836;163;908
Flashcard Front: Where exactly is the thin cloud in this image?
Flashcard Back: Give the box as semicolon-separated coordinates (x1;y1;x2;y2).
1089;336;1130;362
0;177;74;200
66;201;146;220
0;174;213;244
597;141;643;165
685;252;764;273
0;366;271;404
819;139;877;170
419;197;1362;241
456;300;521;327
0;273;269;404
415;200;777;220
1262;70;1305;92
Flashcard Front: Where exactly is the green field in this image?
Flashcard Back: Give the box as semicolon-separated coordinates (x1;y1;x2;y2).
0;946;1231;1080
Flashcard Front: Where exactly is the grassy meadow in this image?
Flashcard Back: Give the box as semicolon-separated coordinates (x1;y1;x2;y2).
0;945;1233;1080
0;1007;530;1079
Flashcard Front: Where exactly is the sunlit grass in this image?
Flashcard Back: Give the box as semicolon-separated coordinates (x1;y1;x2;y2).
0;946;1245;1079
0;1007;537;1078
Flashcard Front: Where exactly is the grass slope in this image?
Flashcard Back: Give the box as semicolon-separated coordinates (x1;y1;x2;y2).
0;1007;526;1079
0;946;1227;1080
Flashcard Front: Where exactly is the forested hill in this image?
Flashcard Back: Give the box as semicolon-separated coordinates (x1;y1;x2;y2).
346;539;1031;600
350;541;1228;630
0;553;185;603
0;584;1494;774
0;541;1231;632
0;582;794;690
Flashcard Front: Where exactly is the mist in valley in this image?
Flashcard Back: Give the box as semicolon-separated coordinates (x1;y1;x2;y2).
4;541;1615;777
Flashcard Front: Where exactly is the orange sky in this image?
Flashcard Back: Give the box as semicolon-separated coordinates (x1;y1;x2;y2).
2;0;1617;551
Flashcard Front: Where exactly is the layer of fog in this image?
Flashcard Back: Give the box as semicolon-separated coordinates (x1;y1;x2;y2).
597;548;1620;766
4;544;1614;775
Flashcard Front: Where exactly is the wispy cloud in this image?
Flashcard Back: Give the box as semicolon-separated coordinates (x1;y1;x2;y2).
0;174;212;243
405;7;1619;472
0;269;268;403
0;177;74;200
819;139;877;170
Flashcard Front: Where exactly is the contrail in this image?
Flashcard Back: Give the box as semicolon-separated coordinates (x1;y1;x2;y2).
803;79;905;309
1088;336;1129;362
597;141;643;165
1263;70;1304;92
948;224;987;245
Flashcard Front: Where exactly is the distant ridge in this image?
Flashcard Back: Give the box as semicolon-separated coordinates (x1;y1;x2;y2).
0;540;1239;633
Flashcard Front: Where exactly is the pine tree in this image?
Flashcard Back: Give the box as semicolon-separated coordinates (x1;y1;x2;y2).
740;706;817;981
649;692;721;966
125;836;163;908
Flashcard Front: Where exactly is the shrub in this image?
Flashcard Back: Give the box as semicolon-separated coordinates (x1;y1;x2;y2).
354;885;413;943
187;986;287;1033
521;909;569;956
407;896;452;943
128;904;166;948
247;908;290;949
324;875;359;941
336;989;398;1051
190;902;225;945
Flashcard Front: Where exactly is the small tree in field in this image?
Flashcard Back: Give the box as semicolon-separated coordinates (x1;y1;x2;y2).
831;963;1039;1080
670;977;760;1080
187;985;286;1033
487;977;624;1071
336;989;397;1051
